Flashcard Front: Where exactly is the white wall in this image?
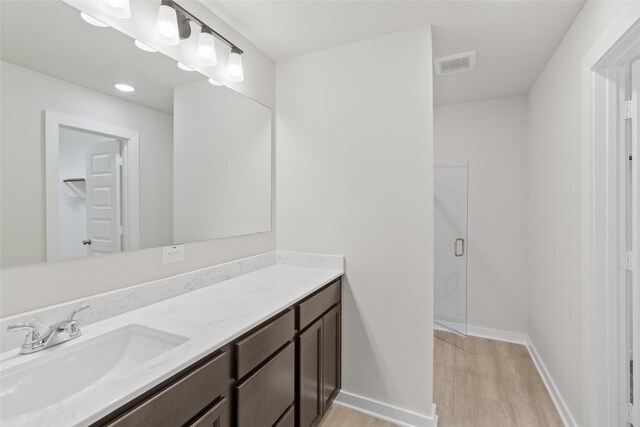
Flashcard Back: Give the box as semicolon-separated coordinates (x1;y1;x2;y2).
276;27;434;421
435;95;528;334
174;80;271;244
0;0;276;316
527;2;639;425
0;61;173;268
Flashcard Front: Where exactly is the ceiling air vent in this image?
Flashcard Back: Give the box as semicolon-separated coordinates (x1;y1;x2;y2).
434;51;476;76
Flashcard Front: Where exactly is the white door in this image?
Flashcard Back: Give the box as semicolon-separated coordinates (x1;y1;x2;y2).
85;140;121;256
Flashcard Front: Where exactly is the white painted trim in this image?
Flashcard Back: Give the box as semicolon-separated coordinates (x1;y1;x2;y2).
333;391;437;427
581;14;640;427
526;338;578;427
433;322;527;345
466;324;527;345
44;111;140;260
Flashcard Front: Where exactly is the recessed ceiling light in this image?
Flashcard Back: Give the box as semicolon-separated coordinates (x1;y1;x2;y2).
80;11;109;27
208;78;223;86
177;62;194;71
134;40;157;52
115;83;135;92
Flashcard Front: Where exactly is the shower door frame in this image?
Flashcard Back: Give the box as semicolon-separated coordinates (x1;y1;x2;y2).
434;162;469;336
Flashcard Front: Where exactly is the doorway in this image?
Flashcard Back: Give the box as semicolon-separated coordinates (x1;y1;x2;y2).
583;17;640;426
45;111;140;262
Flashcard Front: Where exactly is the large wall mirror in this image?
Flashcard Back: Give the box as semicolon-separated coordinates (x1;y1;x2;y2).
0;0;272;268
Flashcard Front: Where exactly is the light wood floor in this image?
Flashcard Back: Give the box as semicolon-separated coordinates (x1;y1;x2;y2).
434;330;563;427
320;331;563;427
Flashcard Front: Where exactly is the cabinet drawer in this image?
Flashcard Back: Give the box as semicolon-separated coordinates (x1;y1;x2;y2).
298;279;341;330
275;405;295;427
188;398;228;427
235;309;295;379
107;351;229;427
236;342;295;427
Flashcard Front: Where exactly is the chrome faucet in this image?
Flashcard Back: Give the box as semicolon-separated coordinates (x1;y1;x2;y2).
7;304;90;354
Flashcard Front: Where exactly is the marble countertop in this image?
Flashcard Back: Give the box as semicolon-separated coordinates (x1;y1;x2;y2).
0;263;343;427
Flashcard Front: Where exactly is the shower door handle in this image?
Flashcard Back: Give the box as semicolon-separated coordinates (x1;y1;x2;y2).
454;238;465;257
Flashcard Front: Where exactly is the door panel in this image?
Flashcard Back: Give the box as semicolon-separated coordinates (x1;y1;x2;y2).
434;164;469;335
298;319;322;427
322;305;340;409
85;140;121;256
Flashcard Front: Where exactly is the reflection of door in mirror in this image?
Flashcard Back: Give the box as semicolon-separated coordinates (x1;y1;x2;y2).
85;139;121;257
47;115;140;262
58;128;123;260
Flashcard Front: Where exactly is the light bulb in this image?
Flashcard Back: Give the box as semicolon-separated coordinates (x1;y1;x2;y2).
134;40;157;52
99;0;131;19
115;83;135;92
177;62;194;71
208;78;223;86
227;47;244;82
80;12;109;28
197;28;217;66
155;0;179;45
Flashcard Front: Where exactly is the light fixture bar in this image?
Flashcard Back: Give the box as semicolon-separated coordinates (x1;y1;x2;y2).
171;0;243;54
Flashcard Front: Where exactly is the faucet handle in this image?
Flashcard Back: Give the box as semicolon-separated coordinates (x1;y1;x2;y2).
7;322;42;342
67;304;90;322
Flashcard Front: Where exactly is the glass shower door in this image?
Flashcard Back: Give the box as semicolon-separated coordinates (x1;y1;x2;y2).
434;164;468;335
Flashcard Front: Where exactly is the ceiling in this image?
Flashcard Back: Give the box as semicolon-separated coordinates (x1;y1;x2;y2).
1;0;205;114
202;0;585;105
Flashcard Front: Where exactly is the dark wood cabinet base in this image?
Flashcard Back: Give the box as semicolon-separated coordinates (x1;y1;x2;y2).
93;277;342;427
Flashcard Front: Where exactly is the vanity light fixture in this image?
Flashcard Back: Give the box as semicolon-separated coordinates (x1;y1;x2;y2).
227;47;244;82
80;12;109;28
177;62;194;71
208;77;223;86
154;0;244;81
197;28;217;66
99;0;131;19
135;40;157;52
155;0;180;45
115;83;135;92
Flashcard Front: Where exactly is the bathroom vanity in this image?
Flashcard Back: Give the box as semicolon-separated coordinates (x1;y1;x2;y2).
0;253;344;427
95;277;341;427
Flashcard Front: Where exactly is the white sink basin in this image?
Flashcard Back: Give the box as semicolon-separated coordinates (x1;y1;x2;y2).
0;324;188;422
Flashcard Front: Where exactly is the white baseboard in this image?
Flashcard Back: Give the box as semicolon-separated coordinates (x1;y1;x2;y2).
333;390;437;427
526;338;578;427
434;322;575;427
466;324;528;345
434;322;527;345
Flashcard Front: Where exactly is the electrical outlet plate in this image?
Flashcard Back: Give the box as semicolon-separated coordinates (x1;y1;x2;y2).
162;244;185;263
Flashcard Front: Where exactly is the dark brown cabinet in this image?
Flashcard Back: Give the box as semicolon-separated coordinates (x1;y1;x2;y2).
236;342;295;427
102;350;230;427
188;398;228;427
297;280;342;427
322;304;341;408
298;318;323;427
94;277;342;427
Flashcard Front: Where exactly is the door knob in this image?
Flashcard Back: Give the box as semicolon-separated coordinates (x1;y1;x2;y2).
82;239;92;246
454;238;465;257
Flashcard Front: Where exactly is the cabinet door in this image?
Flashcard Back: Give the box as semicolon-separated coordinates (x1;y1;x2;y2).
298;318;323;427
322;304;341;409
